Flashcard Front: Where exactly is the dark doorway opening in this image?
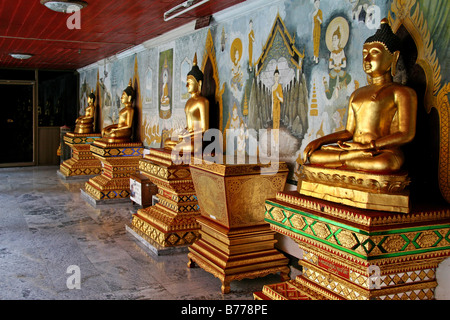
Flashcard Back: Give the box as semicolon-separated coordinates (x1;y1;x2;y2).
0;82;35;165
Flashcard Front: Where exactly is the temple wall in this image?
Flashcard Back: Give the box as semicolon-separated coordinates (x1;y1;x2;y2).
77;0;450;299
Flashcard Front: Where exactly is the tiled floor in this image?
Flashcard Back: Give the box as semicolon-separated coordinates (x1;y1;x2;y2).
0;165;289;300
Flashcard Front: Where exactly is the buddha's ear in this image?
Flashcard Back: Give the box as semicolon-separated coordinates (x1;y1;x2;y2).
198;80;203;92
391;50;400;77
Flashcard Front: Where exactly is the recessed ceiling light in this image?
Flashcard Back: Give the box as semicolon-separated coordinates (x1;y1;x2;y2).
10;53;34;60
40;0;88;13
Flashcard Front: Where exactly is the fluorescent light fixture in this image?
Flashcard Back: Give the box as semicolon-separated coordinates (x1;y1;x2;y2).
40;0;88;13
10;53;34;60
164;0;210;22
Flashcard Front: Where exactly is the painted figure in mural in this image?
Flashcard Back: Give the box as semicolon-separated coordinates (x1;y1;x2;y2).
231;38;243;92
349;0;373;23
323;17;352;100
159;52;173;119
225;103;241;132
303;19;417;173
221;27;226;52
164;53;209;153
101;79;135;143
237;120;248;155
248;19;255;71
272;66;283;131
74;89;96;134
161;64;170;106
312;0;322;64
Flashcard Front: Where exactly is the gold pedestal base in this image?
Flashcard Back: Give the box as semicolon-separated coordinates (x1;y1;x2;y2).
188;158;290;293
59;132;102;178
131;205;200;248
256;191;450;300
83;140;144;201
298;164;411;213
129;148;201;249
188;216;290;294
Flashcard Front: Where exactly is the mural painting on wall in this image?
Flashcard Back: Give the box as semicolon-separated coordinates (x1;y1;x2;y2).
230;37;244;98
140;48;160;147
79;77;90;119
323;16;351;100
248;13;307;182
96;56;135;131
144;67;153;105
158;48;174;120
78;67;98;129
312;0;323;64
180;57;191;101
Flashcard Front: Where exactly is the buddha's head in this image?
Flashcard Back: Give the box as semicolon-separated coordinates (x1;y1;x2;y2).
121;79;135;105
87;90;96;105
187;53;203;94
363;18;400;78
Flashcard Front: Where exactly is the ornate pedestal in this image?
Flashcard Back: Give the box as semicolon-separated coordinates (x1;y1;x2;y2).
254;191;450;300
82;139;144;206
128;148;201;252
298;164;411;213
58;132;102;179
187;158;291;294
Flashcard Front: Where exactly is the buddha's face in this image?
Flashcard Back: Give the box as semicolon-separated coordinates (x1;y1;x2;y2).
362;42;394;77
121;91;130;104
186;76;199;94
87;97;94;105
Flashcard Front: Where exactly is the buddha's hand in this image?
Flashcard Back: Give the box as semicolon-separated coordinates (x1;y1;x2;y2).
303;140;322;164
338;141;376;158
337;141;372;151
178;128;191;138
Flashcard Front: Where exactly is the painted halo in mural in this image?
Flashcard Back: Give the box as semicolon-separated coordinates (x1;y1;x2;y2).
325;16;350;52
230;38;243;63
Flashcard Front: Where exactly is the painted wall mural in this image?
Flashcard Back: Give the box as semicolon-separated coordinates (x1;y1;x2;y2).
158;48;173;120
77;0;448;187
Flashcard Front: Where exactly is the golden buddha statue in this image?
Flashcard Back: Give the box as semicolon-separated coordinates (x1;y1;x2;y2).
164;53;209;153
303;19;417;173
101;80;135;144
74;90;96;134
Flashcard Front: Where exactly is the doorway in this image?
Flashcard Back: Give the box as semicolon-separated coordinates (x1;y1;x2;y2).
0;81;36;166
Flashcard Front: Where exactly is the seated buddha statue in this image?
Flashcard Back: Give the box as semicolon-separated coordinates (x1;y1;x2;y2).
101;80;135;143
303;19;417;173
164;53;209;154
74;90;96;134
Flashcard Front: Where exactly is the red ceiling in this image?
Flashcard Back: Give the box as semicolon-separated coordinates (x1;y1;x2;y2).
0;0;246;70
